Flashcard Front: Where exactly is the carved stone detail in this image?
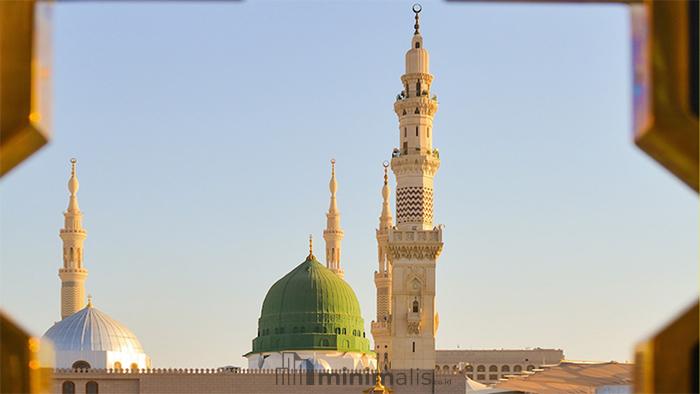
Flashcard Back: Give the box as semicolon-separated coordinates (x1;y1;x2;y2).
388;244;443;260
390;155;440;177
407;321;421;335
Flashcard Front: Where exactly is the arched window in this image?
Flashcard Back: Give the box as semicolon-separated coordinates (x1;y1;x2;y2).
427;127;430;138
442;365;449;373
342;328;346;334
86;381;98;394
415;126;419;137
62;381;75;394
71;360;90;370
335;327;341;334
404;127;407;137
113;361;122;370
412;300;419;313
526;365;535;371
513;365;522;372
415;42;420;49
320;339;330;347
489;365;498;372
501;365;510;372
416;81;420;95
130;363;139;370
465;365;473;372
476;365;485;372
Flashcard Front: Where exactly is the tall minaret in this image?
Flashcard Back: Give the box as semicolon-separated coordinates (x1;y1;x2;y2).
372;162;394;371
383;4;443;370
323;159;344;278
58;158;89;319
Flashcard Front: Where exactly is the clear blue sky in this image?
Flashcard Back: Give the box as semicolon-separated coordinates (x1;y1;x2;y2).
1;1;696;368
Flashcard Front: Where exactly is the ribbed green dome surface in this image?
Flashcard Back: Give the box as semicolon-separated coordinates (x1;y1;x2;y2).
249;254;371;355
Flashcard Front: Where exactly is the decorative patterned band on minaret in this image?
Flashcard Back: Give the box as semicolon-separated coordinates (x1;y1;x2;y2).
395;186;433;226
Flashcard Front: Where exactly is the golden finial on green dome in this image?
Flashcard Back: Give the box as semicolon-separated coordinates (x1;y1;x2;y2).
308;234;314;260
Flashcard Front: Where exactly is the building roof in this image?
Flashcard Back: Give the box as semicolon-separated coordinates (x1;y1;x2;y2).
436;348;565;364
493;361;633;394
249;254;370;355
43;302;145;354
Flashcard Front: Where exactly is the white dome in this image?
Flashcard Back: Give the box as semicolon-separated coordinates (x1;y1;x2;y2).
43;303;144;354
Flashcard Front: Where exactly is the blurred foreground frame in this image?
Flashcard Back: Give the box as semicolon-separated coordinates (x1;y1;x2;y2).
1;0;697;393
0;1;52;177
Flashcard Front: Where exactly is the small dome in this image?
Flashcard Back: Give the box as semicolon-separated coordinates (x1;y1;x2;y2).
43;304;144;354
249;254;370;355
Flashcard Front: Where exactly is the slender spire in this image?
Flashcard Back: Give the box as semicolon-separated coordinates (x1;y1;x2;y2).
59;158;88;319
413;3;422;35
328;159;338;215
379;162;393;230
67;158;80;214
323;159;344;278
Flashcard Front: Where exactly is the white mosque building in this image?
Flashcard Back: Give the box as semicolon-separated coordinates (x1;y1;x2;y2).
42;159;151;370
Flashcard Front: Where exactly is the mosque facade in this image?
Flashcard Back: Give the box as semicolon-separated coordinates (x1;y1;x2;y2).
45;7;565;393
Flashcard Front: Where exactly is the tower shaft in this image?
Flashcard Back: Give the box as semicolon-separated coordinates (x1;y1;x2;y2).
59;159;88;319
373;8;443;371
372;164;394;371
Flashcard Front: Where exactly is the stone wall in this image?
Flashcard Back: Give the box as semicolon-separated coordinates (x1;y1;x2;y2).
53;368;466;394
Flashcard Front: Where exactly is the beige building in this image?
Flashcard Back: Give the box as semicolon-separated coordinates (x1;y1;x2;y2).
52;369;469;394
436;348;565;384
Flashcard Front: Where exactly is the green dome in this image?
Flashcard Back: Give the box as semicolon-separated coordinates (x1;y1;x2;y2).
249;254;371;355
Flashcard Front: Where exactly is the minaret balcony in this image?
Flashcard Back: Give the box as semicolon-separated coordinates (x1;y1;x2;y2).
387;228;443;261
400;72;434;86
389;227;442;243
390;154;440;176
374;271;391;280
371;320;391;335
60;229;86;235
394;95;438;117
